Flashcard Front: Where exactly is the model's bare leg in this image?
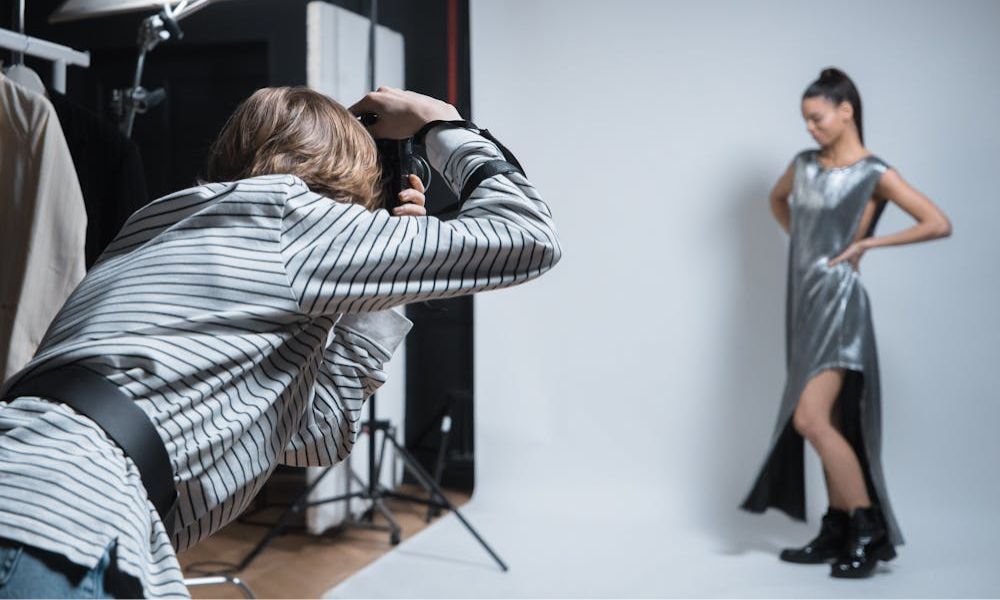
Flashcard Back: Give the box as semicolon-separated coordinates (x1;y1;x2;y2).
793;369;871;510
823;401;849;510
823;467;850;511
786;370;896;574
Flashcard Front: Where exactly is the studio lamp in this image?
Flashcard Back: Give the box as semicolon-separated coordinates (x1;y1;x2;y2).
50;0;222;137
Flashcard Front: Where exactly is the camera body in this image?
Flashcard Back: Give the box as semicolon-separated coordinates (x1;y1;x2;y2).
374;138;432;213
357;113;431;213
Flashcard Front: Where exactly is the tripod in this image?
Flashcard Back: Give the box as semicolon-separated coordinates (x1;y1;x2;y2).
233;393;508;572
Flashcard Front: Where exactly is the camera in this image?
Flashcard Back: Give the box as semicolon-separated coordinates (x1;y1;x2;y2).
374;138;432;213
357;112;432;213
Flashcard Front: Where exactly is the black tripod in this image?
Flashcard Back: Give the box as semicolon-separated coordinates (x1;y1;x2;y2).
232;393;508;572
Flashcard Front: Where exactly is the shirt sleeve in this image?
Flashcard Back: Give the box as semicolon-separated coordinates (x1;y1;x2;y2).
280;309;412;466
279;125;562;316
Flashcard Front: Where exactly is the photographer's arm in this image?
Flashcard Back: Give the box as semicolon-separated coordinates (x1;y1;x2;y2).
281;310;411;466
280;109;561;316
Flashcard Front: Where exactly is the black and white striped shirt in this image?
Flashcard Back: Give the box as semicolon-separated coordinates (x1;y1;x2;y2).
0;125;560;597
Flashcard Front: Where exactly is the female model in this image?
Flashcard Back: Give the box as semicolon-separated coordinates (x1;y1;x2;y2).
741;68;950;578
0;86;560;597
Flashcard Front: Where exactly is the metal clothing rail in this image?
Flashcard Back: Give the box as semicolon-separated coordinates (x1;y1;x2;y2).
0;28;90;93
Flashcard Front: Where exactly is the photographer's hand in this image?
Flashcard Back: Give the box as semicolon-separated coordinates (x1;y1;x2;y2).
392;174;427;217
349;86;461;139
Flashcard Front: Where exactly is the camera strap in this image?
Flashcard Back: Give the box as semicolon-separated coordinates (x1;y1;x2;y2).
457;159;525;203
415;120;527;215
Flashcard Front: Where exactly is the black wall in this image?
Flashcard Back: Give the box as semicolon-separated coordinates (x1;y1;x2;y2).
3;0;475;490
6;0;309;197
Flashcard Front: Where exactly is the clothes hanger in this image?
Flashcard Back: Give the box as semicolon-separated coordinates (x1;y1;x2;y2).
3;64;48;95
2;0;47;95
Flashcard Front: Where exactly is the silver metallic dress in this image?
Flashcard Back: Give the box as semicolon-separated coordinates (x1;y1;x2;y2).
741;149;903;546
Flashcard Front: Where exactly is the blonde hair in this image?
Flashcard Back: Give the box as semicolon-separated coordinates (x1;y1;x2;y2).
206;87;381;210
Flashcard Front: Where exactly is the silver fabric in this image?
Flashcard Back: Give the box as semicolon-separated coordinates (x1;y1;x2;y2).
742;150;903;546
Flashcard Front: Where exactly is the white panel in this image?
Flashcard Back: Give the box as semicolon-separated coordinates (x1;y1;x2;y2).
307;2;404;102
304;1;406;534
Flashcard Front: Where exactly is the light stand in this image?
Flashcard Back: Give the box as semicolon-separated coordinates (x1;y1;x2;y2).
111;0;213;137
232;396;508;573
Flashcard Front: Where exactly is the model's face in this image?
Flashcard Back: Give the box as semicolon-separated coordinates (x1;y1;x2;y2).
801;96;852;146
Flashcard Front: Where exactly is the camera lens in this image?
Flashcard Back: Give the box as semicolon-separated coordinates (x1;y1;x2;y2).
409;155;432;189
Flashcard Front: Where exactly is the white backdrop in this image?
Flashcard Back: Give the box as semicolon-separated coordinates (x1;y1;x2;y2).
330;1;1000;596
471;0;1000;536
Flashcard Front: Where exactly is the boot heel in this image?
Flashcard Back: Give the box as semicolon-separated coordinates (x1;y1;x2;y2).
875;540;896;562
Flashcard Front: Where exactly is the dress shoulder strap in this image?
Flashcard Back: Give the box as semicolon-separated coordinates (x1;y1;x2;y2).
794;148;817;165
866;155;891;174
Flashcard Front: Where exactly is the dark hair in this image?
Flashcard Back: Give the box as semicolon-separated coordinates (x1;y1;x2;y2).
803;67;864;144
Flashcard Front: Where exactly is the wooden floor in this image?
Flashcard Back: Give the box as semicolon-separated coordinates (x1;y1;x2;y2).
177;485;470;599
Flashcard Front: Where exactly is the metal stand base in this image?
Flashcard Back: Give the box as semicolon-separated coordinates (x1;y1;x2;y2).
182;575;255;599
234;418;508;572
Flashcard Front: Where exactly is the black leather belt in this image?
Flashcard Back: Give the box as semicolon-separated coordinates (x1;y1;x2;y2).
1;365;178;535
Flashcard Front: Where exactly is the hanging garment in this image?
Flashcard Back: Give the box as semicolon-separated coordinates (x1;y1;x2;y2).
0;72;86;383
741;149;903;546
48;90;149;268
0;125;561;597
1;64;46;96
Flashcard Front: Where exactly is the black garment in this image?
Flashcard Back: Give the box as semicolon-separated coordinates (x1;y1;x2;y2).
47;91;149;268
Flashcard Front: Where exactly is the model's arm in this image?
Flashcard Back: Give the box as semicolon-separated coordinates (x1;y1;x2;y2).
868;169;952;246
769;161;795;233
829;168;951;268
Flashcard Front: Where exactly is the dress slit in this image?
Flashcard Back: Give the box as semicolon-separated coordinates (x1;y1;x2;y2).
742;364;901;545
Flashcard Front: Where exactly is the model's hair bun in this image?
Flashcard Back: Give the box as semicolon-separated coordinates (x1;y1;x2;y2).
819;67;847;82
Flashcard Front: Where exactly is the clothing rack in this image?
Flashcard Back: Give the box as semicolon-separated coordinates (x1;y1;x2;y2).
0;28;90;93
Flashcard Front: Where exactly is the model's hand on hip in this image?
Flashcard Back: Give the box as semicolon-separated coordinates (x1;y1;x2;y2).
350;87;461;139
828;240;870;272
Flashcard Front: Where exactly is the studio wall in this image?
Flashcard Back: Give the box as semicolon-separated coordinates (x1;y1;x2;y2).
469;0;1000;548
329;1;1000;596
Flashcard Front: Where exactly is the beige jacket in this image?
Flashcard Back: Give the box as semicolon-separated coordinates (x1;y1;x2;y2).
0;72;86;382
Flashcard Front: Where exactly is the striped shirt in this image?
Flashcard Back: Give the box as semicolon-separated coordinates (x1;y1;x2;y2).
0;125;561;597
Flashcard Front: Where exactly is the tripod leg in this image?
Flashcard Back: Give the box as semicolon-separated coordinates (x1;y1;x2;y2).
349;468;375;522
426;415;452;522
370;497;403;545
375;424;390;484
349;466;401;543
236;464;338;572
384;434;509;571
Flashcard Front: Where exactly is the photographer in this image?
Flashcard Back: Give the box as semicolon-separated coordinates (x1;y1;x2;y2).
0;86;561;598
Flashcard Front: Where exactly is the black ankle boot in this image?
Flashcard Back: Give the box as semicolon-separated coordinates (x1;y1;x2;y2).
831;506;896;578
780;508;849;564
